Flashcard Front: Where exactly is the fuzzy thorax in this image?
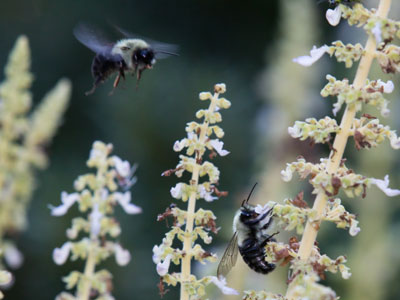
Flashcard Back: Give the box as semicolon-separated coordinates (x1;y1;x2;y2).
112;39;150;69
233;204;275;247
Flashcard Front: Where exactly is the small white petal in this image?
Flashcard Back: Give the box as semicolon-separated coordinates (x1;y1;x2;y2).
49;192;80;216
156;254;172;276
288;126;301;138
371;22;382;44
53;242;72;265
170;183;183;199
377;79;394;93
349;224;361;236
209;276;239;295
114;192;142;214
293;45;329;67
254;204;271;215
199;185;217;202
113;156;131;177
210;139;230;156
4;245;23;269
326;6;341;26
152;245;162;264
173;139;186;152
89;204;103;237
389;133;400;149
371;175;400;197
114;244;131;266
340;265;352;279
281;168;293;182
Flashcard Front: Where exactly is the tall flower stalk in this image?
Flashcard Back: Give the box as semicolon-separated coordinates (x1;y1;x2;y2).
244;0;400;299
0;36;71;298
153;84;237;300
51;141;141;300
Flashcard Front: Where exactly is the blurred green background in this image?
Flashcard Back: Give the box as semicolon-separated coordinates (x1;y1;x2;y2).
1;0;400;299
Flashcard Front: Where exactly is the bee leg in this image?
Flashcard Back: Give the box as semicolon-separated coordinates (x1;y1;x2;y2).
136;69;143;90
109;73;122;96
85;77;102;96
260;232;280;247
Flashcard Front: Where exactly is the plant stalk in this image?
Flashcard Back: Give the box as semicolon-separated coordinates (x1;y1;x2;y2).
180;92;219;300
286;0;392;297
78;248;96;300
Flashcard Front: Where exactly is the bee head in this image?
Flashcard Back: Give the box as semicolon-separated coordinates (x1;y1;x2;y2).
240;203;259;220
133;48;156;68
239;183;260;220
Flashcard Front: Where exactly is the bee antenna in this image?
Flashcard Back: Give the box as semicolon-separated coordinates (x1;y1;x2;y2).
244;182;258;205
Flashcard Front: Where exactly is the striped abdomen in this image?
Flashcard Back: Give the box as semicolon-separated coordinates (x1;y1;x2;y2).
237;203;276;274
239;236;276;274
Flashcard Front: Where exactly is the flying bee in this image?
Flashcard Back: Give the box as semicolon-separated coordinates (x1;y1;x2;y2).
73;23;178;95
217;183;278;278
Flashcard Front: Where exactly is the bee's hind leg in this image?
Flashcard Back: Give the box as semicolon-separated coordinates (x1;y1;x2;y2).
136;68;145;90
85;77;102;96
109;70;126;96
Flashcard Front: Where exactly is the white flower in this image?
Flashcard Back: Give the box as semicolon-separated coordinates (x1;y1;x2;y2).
53;242;72;265
199;185;217;202
281;168;293;182
349;220;361;236
389;132;400;149
49;192;80;216
170;183;183;199
156;254;172;276
254;204;271;215
371;175;400;197
113;156;131;177
210;139;230;156
288;125;301;138
4;244;23;269
114;191;142;214
152;245;163;264
292;45;330;67
339;264;352;280
89;203;103;237
173;138;187;152
209;276;239;295
114;244;131;266
326;6;341;26
371;21;382;44
376;79;394;93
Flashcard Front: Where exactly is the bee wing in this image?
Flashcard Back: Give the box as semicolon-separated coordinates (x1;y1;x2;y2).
217;232;239;278
113;25;179;59
74;23;118;60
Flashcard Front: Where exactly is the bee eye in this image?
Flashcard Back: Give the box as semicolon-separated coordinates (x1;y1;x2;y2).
121;46;130;51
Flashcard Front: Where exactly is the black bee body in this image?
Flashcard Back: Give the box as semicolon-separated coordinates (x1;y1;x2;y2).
90;54;126;95
217;184;278;278
236;204;276;274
